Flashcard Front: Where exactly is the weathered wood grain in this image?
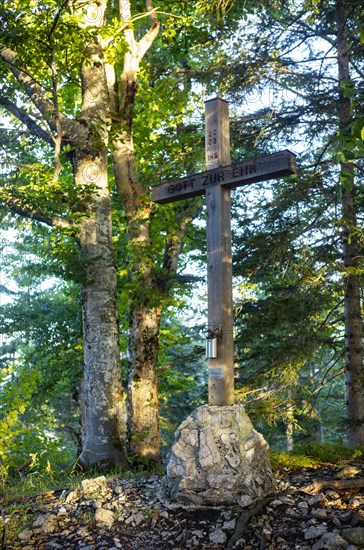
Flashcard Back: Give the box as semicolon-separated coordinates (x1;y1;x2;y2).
151;150;297;204
205;99;234;406
151;98;297;407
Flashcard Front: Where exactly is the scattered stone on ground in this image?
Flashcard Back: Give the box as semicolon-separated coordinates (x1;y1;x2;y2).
0;463;363;549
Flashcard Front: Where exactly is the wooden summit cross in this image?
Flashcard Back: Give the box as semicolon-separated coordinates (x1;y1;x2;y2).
152;98;297;407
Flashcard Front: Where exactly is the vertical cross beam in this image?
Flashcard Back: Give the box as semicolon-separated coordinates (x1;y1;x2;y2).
205;98;235;406
151;97;296;406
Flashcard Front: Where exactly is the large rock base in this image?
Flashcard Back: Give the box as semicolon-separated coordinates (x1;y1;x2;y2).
164;405;275;507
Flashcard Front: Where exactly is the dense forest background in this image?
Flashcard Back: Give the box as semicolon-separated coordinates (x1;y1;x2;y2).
0;0;363;479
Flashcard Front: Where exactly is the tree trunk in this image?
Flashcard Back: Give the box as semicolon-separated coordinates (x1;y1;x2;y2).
76;151;127;469
113;114;163;464
111;3;199;464
317;411;325;444
342;187;364;446
127;304;162;464
71;18;128;468
113;42;163;464
285;391;294;452
336;0;364;446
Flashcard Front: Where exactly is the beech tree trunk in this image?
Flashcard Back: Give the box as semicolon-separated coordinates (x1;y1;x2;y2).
109;1;199;465
111;5;164;464
76;152;127;469
336;0;364;446
75;27;127;468
127;304;162;464
113;91;163;463
0;2;129;468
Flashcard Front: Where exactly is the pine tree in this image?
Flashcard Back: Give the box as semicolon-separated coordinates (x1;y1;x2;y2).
224;0;364;446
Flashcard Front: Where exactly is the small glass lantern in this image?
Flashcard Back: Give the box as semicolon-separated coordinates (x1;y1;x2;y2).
206;337;217;358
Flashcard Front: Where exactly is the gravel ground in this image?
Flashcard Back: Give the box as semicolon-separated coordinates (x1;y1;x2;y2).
2;463;364;549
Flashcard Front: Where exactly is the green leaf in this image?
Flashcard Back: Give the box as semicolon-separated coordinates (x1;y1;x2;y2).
340;170;353;190
340;79;356;98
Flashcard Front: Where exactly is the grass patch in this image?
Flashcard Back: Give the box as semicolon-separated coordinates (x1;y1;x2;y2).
269;442;364;471
269;451;320;471
0;469;77;504
0;501;33;548
0;460;162;504
295;442;363;465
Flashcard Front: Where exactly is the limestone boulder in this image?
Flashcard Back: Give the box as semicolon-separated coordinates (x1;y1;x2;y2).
165;404;275;507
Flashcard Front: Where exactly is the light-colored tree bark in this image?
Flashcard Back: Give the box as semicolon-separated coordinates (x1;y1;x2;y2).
74;27;127;467
0;1;128;468
1;0;201;467
76;151;126;468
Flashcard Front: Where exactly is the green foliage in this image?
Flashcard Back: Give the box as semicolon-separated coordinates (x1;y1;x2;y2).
0;333;80;479
270;443;364;471
294;441;363;465
269;451;321;471
231;167;347;442
158;310;206;449
0;228;83;479
1;0;363;470
212;0;364;449
0;0;91;111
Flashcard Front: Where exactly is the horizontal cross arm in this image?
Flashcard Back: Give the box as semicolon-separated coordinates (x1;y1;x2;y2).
151;150;297;204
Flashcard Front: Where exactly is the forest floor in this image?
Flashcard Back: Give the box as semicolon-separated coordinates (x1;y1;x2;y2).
1;460;364;550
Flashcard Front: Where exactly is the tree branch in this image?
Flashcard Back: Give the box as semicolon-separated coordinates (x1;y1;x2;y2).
137;0;160;61
145;0;159;25
0;97;53;145
47;0;69;40
0;48;55;119
0;48;88;146
121;1;160;62
302;478;364;495
0;199;73;230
